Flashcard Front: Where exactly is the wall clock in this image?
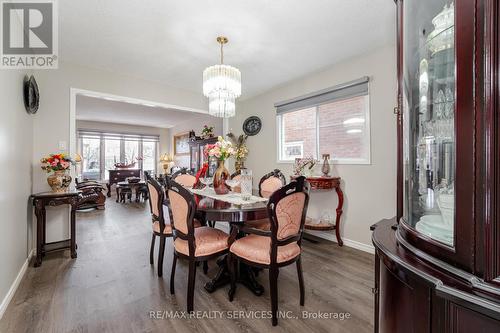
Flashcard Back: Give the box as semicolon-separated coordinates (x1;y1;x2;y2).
242;116;262;136
23;75;39;114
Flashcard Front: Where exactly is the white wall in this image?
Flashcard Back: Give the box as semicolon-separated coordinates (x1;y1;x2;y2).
33;61;208;243
229;46;397;249
0;70;34;315
76;120;170;172
168;116;223;168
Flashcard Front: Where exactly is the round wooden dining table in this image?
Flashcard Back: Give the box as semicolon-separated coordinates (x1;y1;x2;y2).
192;191;269;296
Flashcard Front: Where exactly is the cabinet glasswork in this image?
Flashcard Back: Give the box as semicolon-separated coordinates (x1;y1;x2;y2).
372;0;500;331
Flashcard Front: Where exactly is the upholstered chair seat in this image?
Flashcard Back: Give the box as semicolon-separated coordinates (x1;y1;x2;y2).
174;226;229;257
230;234;300;265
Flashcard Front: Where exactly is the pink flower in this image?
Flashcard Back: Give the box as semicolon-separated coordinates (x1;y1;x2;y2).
60;161;70;169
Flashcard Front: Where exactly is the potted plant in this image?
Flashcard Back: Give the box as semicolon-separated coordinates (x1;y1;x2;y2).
201;125;214;139
40;153;75;192
227;132;249;172
204;136;236;194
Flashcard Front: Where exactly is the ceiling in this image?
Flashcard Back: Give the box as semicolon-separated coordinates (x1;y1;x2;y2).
76;95;213;128
60;0;395;99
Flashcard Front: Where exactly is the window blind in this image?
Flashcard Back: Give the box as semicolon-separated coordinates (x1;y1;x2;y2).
274;76;369;115
77;130;160;142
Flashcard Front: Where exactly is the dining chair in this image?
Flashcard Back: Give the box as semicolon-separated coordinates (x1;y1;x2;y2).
168;180;230;312
146;175;173;277
227;176;310;326
171;168;197;188
247;169;287;231
230;170;242;193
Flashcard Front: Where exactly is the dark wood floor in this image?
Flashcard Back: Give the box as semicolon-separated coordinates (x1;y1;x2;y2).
1;196;374;333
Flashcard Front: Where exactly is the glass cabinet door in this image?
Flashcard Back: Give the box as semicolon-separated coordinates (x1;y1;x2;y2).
402;0;455;247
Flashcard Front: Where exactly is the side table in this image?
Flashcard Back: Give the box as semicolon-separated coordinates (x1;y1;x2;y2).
31;190;81;267
291;176;344;246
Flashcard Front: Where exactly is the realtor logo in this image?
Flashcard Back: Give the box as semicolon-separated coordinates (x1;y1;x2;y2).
1;0;58;69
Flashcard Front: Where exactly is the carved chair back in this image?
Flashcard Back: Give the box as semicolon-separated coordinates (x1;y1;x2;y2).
259;169;287;198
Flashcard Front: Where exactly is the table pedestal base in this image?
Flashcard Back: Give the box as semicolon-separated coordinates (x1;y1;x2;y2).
204;255;264;296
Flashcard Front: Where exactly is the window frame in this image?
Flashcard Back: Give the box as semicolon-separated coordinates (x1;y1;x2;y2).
78;131;159;181
276;93;371;165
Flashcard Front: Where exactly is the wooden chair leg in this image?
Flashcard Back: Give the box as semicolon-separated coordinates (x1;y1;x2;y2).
203;261;208;275
170;253;177;294
157;237;166;277
296;257;305;306
149;234;156;265
187;260;197;312
269;267;279;326
228;254;237;302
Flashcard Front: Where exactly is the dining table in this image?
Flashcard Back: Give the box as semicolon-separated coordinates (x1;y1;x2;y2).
166;188;269;296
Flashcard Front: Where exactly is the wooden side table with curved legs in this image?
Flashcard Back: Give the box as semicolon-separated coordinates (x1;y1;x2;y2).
291;176;344;246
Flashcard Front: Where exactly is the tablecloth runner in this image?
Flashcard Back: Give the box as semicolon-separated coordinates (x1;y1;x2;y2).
190;188;268;205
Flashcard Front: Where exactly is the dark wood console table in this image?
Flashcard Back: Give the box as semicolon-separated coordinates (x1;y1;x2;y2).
31;191;81;267
106;169;141;197
291;176;344;246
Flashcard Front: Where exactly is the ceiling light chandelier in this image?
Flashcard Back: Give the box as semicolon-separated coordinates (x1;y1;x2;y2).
203;36;241;118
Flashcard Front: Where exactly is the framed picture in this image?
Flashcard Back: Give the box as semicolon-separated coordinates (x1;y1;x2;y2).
174;132;190;155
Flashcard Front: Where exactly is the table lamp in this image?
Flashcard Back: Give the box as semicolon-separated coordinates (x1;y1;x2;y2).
160;154;173;174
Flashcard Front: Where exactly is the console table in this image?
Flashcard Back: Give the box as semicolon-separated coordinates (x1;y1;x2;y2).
291;176;344;246
31;190;81;267
106;169;141;197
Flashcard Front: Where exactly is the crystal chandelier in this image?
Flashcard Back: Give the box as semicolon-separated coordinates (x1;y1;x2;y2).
203;36;241;118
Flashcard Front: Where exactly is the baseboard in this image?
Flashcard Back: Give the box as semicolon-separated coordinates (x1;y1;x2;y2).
342;238;375;254
0;249;34;320
304;230;375;254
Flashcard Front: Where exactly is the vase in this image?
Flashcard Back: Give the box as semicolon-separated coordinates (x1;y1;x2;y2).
47;170;72;193
321;154;331;176
213;160;230;195
234;159;245;173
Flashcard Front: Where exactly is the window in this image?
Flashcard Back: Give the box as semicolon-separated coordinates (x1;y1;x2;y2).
276;77;370;164
78;130;159;181
104;138;121;180
81;137;100;180
142;141;156;174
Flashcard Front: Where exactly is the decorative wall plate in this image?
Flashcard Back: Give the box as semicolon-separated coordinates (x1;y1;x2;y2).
24;75;39;114
243;116;262;136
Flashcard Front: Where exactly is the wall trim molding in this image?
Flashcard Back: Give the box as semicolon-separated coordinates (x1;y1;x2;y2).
0;250;34;320
305;230;374;254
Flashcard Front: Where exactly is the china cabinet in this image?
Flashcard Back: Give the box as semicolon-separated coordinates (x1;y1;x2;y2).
372;0;500;331
188;137;218;175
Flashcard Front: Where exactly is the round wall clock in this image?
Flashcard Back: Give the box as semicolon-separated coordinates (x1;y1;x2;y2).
23;75;39;114
243;116;262;136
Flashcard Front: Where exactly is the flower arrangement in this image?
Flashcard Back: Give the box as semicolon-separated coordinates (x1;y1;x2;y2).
226;132;249;161
40;153;75;173
293;156;317;176
201;125;214;139
204;136;236;161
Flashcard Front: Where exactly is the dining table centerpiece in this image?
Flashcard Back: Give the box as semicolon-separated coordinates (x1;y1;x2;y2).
204;136;236;194
227;132;249;172
40;153;75;192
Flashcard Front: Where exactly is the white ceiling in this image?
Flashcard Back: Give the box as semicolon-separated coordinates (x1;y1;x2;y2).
60;0;395;99
76;95;212;128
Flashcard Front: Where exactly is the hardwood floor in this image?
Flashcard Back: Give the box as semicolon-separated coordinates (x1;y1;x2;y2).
0;196;374;333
